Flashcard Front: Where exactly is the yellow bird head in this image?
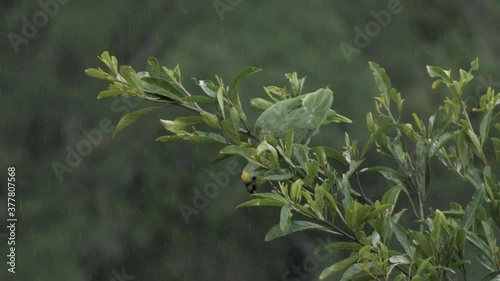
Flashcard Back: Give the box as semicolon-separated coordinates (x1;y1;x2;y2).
241;163;265;193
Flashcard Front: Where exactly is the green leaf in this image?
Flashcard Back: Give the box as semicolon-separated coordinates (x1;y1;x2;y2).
462;187;484;230
289;180;303;202
317;242;363;255
262;169;292;181
426;65;450;80
369;61;392;95
236;198;285;208
361;166;407;186
257;140;279;166
389;255;411;265
491;138;500;160
160;116;203;133
250;98;274;111
219;145;255;160
390;221;413;257
85;68;108;80
415;140;430;199
410;231;433;257
229;106;241;136
98;51;118;75
339;263;371;281
314;146;349;166
120;65;143;93
265;221;339;241
232;67;262;98
323;109;352;124
156;132;227;144
216;87;226;119
97;89;123;99
231;67;261;125
320;255;358;279
142;77;183;100
470;57;479;71
113;106;163;137
200;112;220;129
197;80;217;98
480;271;500;281
280;204;293;234
182;95;215;104
479;114;491;147
147;57;161;77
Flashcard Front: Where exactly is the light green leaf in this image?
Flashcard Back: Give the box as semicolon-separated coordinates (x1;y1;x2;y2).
85;68;108;80
470;57;479;71
120;65;143;93
198;80;217;98
426;65;450;80
250;98;274;111
160;116;203;133
323;109;352;124
147;57;161;77
369;61;392;95
200;112;220;129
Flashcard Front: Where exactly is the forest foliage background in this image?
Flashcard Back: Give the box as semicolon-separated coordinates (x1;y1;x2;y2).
1;1;500;280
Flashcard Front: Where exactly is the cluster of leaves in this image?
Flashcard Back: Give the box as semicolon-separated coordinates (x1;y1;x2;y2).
86;53;500;280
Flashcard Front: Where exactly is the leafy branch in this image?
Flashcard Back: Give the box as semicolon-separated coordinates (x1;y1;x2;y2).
86;52;500;281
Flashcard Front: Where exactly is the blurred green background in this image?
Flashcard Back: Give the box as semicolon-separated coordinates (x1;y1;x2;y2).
1;1;500;280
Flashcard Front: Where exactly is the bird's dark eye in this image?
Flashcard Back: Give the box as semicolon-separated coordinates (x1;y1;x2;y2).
251;176;257;181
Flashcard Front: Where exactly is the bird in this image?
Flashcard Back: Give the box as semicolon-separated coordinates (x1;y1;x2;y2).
241;87;334;192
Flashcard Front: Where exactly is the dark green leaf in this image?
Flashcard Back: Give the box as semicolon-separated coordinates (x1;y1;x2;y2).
113;106;162;137
319;255;358;279
390;221;413;257
142;77;183;100
265;221;339;241
236;198;285;208
182;95;215;104
462;187;484;230
280;204;293;234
